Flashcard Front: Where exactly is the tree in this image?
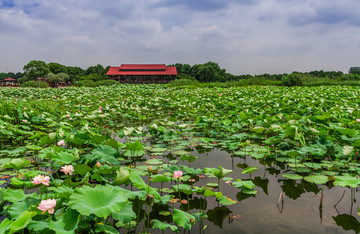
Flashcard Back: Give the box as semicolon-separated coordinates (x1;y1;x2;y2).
48;62;67;74
23;60;50;80
196;61;227;82
67;66;85;80
349;67;360;75
86;64;106;75
170;63;192;75
45;72;69;83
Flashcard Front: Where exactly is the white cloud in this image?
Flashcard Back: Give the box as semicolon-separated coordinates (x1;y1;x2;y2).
0;0;359;74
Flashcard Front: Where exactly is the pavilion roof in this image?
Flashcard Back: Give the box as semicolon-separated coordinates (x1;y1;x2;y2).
107;64;177;76
1;77;17;82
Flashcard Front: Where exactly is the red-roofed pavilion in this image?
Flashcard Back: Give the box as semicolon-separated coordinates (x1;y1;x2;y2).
0;77;18;86
107;64;177;84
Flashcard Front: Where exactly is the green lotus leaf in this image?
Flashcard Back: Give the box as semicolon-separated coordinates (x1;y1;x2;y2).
112;203;136;225
95;224;119;234
49;209;80;234
181;155;199;163
27;220;50;233
241;167;258;174
251;126;266;133
151;219;179;232
113;167;130;186
233;179;256;190
25;145;43;151
145;159;163;165
282;173;303;180
4;189;28;203
124;141;145;157
3;159;31;170
218;196;237;205
334;176;360;188
9;211;36;233
151;174;171;183
180;165;203;175
173;209;196;230
343;146;354;156
304;175;329;184
215;166;232;178
52;151;75;164
90;145;121;165
69;185;128;218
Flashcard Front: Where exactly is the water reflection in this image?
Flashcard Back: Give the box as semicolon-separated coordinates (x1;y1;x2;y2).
187;149;360;233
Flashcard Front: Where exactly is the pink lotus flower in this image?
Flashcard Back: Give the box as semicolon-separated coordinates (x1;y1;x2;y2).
38;199;56;214
100;107;103;110
356;119;360;122
181;199;188;204
32;175;51;186
57;140;65;146
60;165;74;175
98;110;102;113
174;171;183;179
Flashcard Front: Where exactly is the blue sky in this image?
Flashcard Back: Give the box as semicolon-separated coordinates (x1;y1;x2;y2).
0;0;359;75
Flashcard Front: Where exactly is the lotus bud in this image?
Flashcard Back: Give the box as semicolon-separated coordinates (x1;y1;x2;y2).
95;162;101;169
146;195;155;206
147;165;152;174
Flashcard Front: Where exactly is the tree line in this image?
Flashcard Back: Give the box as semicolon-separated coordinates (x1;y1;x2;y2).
1;60;360;84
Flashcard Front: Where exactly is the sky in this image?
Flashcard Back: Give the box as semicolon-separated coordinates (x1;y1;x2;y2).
0;0;360;75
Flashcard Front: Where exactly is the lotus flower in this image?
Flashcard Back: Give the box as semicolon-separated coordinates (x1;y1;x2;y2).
60;165;74;175
38;199;56;214
174;171;183;179
57;140;65;146
356;119;360;122
95;162;101;168
32;175;51;186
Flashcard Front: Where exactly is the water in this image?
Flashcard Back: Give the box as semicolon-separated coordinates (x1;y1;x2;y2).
186;149;359;234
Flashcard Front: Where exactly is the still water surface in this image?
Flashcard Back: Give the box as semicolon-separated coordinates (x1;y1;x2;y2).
185;149;358;234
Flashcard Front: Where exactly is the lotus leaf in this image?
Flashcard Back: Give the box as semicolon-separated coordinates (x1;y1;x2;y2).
69;185;127;218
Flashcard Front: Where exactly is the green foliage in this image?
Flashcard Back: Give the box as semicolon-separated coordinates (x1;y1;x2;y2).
23;60;50;80
196;61;227;82
20;81;50;88
69;185;128;218
86;64;107;75
168;78;200;87
48;62;67;74
45;72;69;83
282;72;303;86
96;79;119;86
77;80;97;87
349;66;360;75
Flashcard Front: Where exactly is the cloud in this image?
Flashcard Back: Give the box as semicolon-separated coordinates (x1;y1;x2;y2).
0;0;359;74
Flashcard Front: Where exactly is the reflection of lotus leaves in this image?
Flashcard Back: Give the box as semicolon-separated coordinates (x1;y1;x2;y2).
206;206;232;228
333;214;360;233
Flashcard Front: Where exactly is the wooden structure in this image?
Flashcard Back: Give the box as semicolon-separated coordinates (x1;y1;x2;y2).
0;77;19;87
107;64;177;84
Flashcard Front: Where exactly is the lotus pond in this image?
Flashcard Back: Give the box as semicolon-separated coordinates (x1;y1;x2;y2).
0;85;360;233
